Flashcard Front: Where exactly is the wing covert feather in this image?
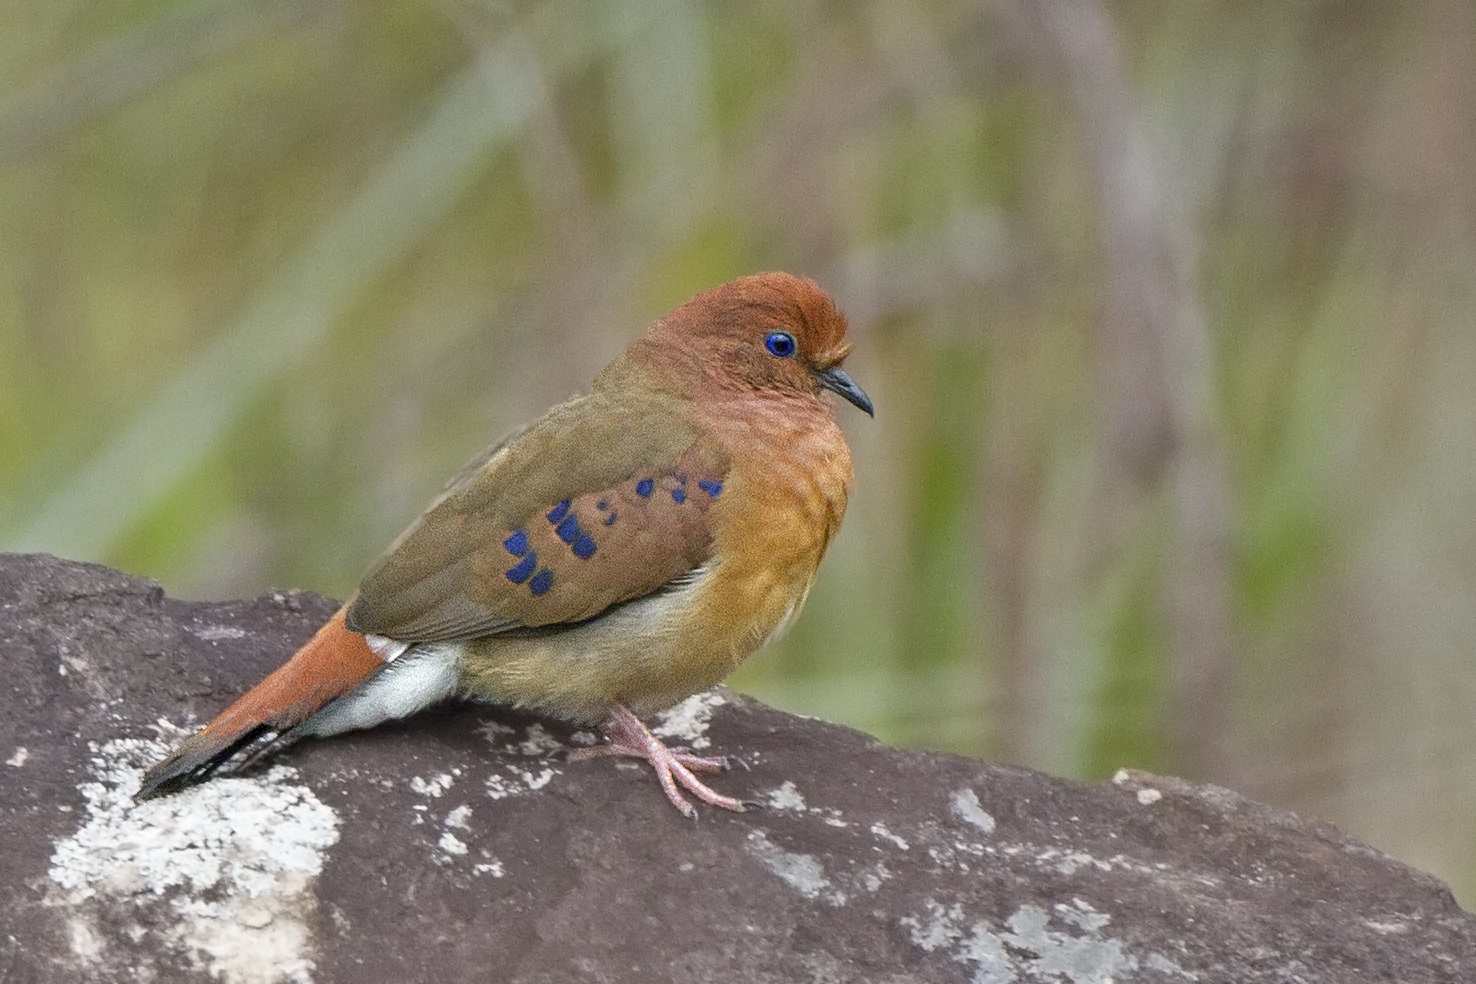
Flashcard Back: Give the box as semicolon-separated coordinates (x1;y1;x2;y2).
347;391;729;641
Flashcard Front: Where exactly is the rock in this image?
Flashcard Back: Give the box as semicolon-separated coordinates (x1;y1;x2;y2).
0;552;1471;984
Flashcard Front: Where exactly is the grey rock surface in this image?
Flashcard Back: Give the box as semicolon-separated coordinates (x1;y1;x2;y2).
1;552;1471;984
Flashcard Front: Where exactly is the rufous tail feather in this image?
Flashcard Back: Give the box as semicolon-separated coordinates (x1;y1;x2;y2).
136;606;382;799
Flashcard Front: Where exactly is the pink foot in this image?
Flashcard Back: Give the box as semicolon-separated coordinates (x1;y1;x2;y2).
569;704;747;817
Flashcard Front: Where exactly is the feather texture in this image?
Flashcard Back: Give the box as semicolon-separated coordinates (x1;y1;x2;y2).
139;272;869;811
346;399;729;639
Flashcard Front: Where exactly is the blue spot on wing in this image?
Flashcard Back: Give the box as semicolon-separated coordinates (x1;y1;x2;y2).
503;530;528;556
556;515;580;544
604;512;617;525
635;478;654;498
698;479;722;498
672;487;687;504
596;499;609;511
529;569;554;596
572;533;597;559
546;500;570;524
505;552;537;584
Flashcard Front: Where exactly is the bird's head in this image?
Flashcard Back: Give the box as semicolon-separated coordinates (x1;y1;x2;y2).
637;272;874;417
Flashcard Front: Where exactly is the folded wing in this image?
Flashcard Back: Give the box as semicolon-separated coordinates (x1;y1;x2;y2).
347;390;731;641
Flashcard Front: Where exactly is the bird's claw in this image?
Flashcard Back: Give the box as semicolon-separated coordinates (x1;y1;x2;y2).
595;704;749;817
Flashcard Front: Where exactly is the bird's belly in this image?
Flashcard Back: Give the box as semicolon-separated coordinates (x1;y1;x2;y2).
454;558;817;724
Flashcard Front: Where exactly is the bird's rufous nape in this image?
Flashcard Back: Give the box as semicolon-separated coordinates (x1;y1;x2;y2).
139;272;870;816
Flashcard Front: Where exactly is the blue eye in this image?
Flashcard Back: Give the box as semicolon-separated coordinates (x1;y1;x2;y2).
765;331;797;358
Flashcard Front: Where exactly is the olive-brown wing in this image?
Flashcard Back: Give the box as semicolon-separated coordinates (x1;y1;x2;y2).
346;391;729;641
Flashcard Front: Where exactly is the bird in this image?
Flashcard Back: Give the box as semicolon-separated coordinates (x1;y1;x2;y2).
137;272;872;817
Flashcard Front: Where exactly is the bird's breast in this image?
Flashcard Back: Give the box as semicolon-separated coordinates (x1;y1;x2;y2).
455;394;855;722
691;396;854;662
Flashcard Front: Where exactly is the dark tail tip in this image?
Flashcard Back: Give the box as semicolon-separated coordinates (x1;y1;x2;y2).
135;726;271;801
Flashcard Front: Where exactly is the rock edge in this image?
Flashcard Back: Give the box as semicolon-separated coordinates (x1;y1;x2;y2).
1;553;1471;984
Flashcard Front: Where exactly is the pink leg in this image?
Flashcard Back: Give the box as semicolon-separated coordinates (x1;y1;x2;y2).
568;704;747;817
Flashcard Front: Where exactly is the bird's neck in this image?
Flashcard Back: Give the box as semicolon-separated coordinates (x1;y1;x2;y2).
704;389;853;544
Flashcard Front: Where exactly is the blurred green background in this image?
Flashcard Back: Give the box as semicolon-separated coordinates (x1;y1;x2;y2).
5;0;1475;906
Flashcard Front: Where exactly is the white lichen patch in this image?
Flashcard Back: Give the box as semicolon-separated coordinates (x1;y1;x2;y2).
766;780;809;811
148;716;197;739
1112;769;1172;811
194;625;247;642
902;902;1015;983
477;718;591;754
1056;898;1111;933
901;897;1195;983
653;690;726;750
1146;952;1196;977
1039;848;1174;882
7;746;28;767
48;735;339;984
1040;849;1114;877
513;724;564;757
745;824;893;901
915;821;993;874
950;788;996;834
409;772;457;797
1365;918;1410;934
422;799;503;877
485;765;561;801
476;719;515;743
428;803;477;866
921;836;1160;883
485;775;519;800
1008;903;1136;981
520;766;556;790
870;821;911;850
756;778;848;826
746;830;847;906
859;861;892;893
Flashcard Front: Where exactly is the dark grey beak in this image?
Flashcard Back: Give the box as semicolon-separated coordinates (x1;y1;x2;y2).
814;365;874;417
